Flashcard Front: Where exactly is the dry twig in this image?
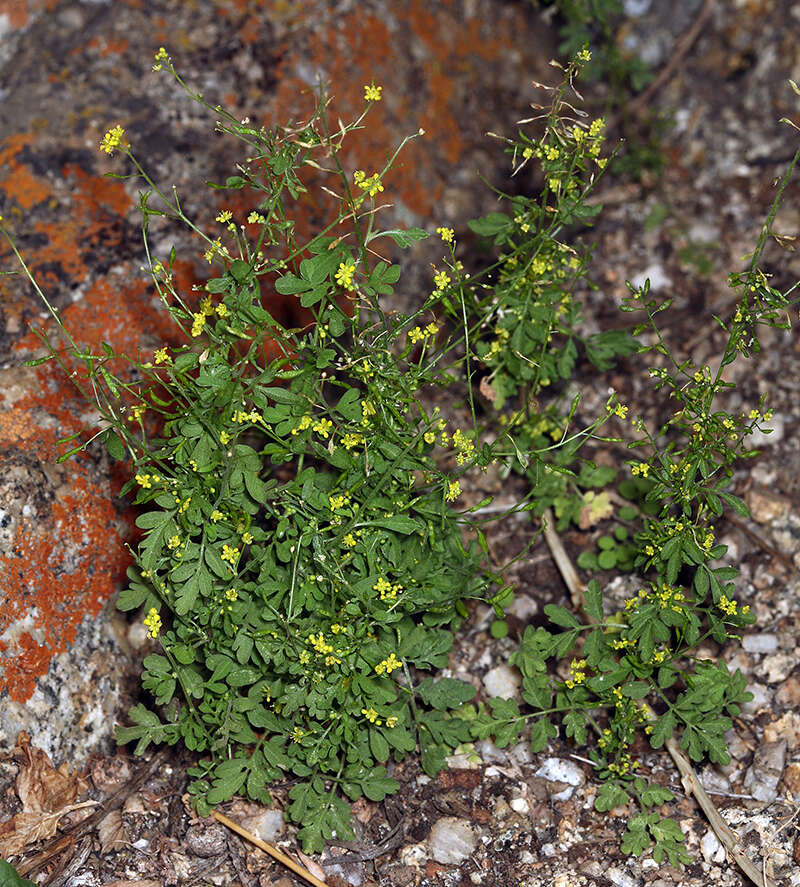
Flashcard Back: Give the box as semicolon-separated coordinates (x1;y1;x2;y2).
212;810;328;887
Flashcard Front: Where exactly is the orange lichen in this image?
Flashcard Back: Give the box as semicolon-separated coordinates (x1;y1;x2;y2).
0;475;129;703
0;133;52;211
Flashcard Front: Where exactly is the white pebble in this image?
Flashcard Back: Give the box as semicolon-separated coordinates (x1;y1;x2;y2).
482;664;521;700
700;830;725;864
534;758;585;800
605;866;637;887
742;634;778;655
509;796;530;815
428;817;478;864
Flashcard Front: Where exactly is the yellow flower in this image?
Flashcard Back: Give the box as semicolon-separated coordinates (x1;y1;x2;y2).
361;707;380;723
152;46;169;71
143;607;162;639
445;480;461;502
434;270;451;290
342;533;356;548
335;262;356;291
313;418;333;439
408;326;425;344
191;312;206;337
129;404;146;422
364;83;383;101
100;124;125;155
385;716;399;728
219;431;231;445
135;473;152;489
225;588;238;601
614;404;628;419
375;652;403;675
216;210;232;223
241;531;254;545
436;226;454;243
154;347;171;364
221;544;240;565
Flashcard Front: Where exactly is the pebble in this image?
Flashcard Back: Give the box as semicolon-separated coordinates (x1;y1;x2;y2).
742;634;779;655
534;758;585;801
745;486;791;524
764;712;800;749
476;739;507;764
605;866;637;887
185;823;227;858
241;809;285;843
760;653;796;683
776;676;800;707
740;681;770;715
783;761;800;794
482;664;521;700
700;830;725;864
509;796;530;815
743;740;787;803
428;817;478;864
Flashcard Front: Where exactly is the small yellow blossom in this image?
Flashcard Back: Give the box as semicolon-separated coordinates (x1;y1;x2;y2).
211;510;224;522
433;270;451;290
154;347;170;365
335;261;356;291
313;418;333;439
291;727;306;743
191;312;206;337
445;480;461;502
385;716;399;728
343;533;357;548
225;588;238;601
436;226;454;243
221;544;240;565
216;210;232;223
364;83;383;101
361;707;381;724
100;124;125;155
216;303;228;318
130;404;146;423
631;462;650;478
375;652;403;675
135;473;152;489
424;431;436;444
241;531;254;545
614;404;628;419
143;607;161;638
219;431;231;445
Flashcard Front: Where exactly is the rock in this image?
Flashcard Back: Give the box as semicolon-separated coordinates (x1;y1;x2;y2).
745;486;791;524
534;758;585;801
764;712;800;749
777;675;800;707
241;809;285;844
742;634;779;655
475;739;507;764
743;740;787;803
482;664;521;700
509;796;530;815
783;762;800;794
605;866;637;887
185;823;228;858
701;830;725;864
740;681;770;715
760;653;796;683
427;817;478;865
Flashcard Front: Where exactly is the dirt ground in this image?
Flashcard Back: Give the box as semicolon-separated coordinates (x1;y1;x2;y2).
2;1;800;886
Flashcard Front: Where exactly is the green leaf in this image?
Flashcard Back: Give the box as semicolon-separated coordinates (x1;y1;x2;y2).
529;717;557;753
0;860;38;886
594;782;629;812
372;227;429;248
275;273;311;295
544;604;580;629
468;212;511;239
584;579;604;622
105;430;126;461
417;677;476;711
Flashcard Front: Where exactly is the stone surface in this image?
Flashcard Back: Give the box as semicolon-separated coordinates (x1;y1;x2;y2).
743;740;787;803
742;633;779;655
534;758;585;801
427;817;478;865
482;664;521;700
